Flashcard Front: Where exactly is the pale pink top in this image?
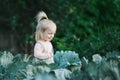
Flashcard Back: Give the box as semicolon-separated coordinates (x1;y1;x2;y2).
34;40;54;64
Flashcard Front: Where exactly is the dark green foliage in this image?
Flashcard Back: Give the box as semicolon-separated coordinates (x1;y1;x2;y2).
0;0;120;58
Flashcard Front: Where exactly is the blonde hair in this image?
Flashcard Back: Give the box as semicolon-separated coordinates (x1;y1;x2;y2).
35;11;56;41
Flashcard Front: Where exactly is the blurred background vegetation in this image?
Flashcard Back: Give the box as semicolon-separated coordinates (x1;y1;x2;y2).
0;0;120;59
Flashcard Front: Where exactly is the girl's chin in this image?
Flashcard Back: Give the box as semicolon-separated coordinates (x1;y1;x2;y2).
44;39;51;42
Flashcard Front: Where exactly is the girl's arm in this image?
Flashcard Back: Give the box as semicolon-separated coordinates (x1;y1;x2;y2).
50;46;54;57
34;43;51;59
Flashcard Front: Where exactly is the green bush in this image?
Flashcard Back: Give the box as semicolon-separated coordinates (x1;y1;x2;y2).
0;0;120;57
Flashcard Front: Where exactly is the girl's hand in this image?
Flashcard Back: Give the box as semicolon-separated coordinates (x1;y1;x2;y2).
48;52;53;58
44;51;53;58
50;52;53;57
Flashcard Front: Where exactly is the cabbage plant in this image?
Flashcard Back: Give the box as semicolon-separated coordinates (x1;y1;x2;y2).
54;50;81;68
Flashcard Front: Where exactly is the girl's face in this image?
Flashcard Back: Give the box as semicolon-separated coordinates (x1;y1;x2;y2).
42;28;56;41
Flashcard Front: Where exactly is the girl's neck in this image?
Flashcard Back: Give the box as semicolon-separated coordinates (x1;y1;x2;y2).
38;40;49;42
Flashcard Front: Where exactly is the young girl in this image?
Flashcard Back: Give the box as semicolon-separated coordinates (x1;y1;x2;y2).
34;11;57;64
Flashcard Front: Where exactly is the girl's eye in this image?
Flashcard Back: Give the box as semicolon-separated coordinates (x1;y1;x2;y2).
49;33;54;35
49;33;52;34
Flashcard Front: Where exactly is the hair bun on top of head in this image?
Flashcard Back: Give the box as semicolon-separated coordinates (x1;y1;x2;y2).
36;11;48;23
